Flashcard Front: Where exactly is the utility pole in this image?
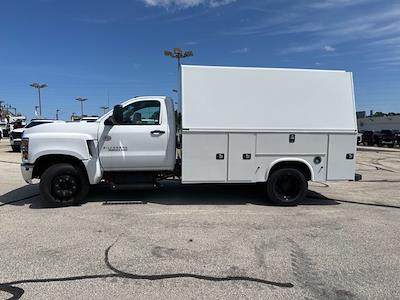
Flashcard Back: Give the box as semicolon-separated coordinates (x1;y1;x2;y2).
30;83;48;117
75;97;87;119
100;106;109;115
56;109;60;120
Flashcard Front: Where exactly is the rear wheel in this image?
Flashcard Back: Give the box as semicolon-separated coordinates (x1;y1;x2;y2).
40;163;89;206
11;145;20;152
267;168;308;206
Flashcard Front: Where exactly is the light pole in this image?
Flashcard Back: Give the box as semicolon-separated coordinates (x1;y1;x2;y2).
100;106;109;115
76;97;87;118
30;83;48;117
164;48;193;113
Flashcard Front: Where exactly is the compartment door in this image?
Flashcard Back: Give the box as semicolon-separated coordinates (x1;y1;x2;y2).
327;134;357;180
228;133;256;182
182;133;228;183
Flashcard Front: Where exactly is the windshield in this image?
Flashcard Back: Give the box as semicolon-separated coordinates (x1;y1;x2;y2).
25;121;52;128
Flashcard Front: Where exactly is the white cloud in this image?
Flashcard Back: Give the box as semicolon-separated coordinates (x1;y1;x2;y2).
324;45;336;52
231;47;249;54
142;0;236;9
185;41;200;45
308;0;376;9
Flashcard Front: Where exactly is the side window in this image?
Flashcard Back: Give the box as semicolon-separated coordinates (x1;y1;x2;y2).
121;101;161;125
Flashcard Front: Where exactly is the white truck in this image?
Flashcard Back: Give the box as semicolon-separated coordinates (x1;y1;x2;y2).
10;119;65;152
21;65;359;206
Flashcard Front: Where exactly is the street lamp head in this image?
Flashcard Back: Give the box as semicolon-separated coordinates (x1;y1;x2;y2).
184;50;193;57
164;48;193;61
174;48;183;55
30;83;48;89
76;97;88;102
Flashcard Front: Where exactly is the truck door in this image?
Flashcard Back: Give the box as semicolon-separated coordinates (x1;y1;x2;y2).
99;100;172;171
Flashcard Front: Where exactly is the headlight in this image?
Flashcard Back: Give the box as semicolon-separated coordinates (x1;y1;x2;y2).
21;138;29;160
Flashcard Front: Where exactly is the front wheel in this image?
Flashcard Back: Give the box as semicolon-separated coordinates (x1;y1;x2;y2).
40;163;89;206
267;168;308;206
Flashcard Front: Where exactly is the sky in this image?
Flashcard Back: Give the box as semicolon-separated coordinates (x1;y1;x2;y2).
0;0;399;120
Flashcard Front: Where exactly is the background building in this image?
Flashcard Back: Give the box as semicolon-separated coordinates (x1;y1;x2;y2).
357;112;400;131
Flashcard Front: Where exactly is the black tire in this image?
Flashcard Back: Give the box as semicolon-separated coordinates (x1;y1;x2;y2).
40;163;89;206
267;168;308;206
11;145;20;152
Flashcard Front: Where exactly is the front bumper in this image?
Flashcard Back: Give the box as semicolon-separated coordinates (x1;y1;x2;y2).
10;138;22;146
21;163;34;184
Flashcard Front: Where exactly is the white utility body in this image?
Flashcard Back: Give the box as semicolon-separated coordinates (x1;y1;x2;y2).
21;65;359;206
181;65;357;183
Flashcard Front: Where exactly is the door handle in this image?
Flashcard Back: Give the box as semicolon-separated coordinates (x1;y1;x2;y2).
151;130;165;135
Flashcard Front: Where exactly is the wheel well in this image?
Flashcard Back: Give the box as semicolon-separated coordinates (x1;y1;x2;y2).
32;155;87;179
268;161;312;181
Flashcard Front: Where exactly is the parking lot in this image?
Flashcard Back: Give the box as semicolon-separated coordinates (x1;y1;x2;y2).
0;139;399;300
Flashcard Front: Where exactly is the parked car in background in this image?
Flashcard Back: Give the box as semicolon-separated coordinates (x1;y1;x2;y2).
0;120;7;139
361;131;375;146
80;116;98;123
8;115;27;133
10;119;64;151
394;131;400;146
357;132;363;145
374;130;397;147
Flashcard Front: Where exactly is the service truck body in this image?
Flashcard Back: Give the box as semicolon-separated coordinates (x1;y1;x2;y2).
21;65;359;206
180;65;357;183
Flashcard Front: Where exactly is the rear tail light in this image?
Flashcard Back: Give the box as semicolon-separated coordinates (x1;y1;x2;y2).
21;138;29;160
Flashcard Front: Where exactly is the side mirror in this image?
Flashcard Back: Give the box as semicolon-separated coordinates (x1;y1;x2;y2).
104;116;114;126
112;105;123;125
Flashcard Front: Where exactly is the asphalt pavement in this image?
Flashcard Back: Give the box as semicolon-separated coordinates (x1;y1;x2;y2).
0;140;399;300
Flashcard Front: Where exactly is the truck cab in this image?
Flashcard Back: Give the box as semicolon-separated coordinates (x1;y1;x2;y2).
98;97;176;172
21;96;176;205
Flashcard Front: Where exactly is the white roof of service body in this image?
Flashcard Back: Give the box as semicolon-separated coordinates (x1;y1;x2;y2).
181;65;357;132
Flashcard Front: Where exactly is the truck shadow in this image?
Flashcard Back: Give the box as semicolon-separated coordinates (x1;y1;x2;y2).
0;181;340;209
88;181;340;207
